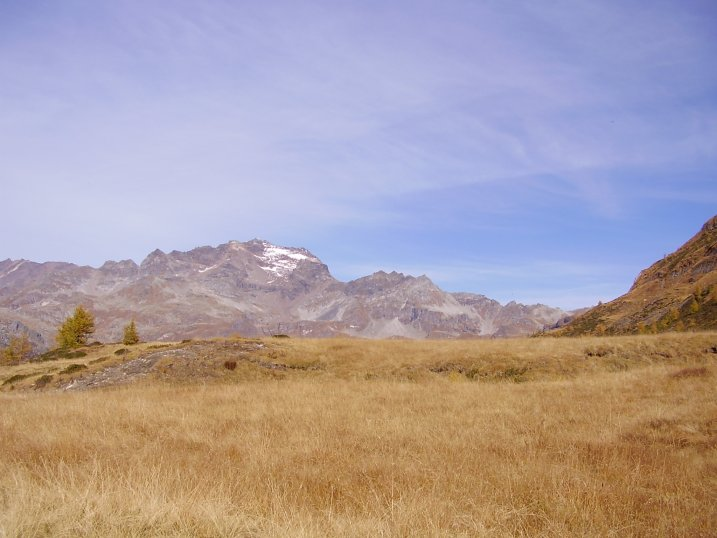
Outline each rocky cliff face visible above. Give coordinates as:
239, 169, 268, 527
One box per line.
558, 215, 717, 335
0, 319, 45, 351
0, 240, 567, 347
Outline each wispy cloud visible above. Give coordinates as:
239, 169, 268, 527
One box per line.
0, 1, 714, 307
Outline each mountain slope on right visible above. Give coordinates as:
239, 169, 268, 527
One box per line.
557, 215, 717, 336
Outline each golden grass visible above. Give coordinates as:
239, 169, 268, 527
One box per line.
1, 333, 716, 536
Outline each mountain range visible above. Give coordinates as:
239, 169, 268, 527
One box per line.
0, 240, 570, 350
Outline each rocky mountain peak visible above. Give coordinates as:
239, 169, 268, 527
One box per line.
99, 259, 139, 278
0, 239, 569, 344
346, 271, 412, 295
139, 249, 174, 276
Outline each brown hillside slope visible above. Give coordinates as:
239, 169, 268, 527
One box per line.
559, 215, 717, 335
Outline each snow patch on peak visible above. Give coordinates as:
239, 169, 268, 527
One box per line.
256, 243, 318, 278
198, 263, 219, 273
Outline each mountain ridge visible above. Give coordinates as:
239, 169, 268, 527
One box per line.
0, 240, 568, 348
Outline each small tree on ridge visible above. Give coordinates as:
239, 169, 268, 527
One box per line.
123, 319, 140, 345
2, 333, 34, 364
56, 305, 95, 348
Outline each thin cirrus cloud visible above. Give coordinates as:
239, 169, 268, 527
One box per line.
1, 0, 715, 309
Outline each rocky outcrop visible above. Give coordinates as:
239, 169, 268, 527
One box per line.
0, 319, 46, 352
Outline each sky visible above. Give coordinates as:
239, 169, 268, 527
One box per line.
1, 0, 716, 310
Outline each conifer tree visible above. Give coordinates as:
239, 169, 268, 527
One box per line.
56, 306, 95, 348
123, 319, 140, 345
2, 333, 33, 364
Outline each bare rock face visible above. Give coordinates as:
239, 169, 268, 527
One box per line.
0, 319, 46, 352
0, 240, 567, 343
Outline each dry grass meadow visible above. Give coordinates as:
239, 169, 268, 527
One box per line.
1, 333, 716, 536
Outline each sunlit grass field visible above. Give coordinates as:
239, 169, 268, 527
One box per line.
1, 333, 716, 536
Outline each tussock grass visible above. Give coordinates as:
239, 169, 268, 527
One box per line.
248, 332, 717, 382
1, 333, 716, 536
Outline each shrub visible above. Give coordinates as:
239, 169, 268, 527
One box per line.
60, 363, 87, 375
34, 374, 53, 389
2, 373, 32, 386
38, 349, 86, 361
585, 345, 613, 357
224, 360, 237, 370
114, 348, 128, 356
497, 367, 528, 382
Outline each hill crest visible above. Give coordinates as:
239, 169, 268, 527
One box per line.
558, 215, 717, 335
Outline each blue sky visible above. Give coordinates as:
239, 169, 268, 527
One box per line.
1, 0, 715, 309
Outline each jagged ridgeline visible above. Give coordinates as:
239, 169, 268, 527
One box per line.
0, 240, 568, 347
558, 215, 717, 335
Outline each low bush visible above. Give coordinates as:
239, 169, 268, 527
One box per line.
60, 364, 87, 375
38, 349, 87, 361
584, 345, 614, 357
2, 373, 32, 386
34, 374, 53, 389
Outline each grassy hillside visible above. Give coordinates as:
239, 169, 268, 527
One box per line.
558, 215, 717, 336
2, 333, 717, 390
1, 334, 716, 536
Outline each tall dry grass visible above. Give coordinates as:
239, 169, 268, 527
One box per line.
1, 333, 716, 536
